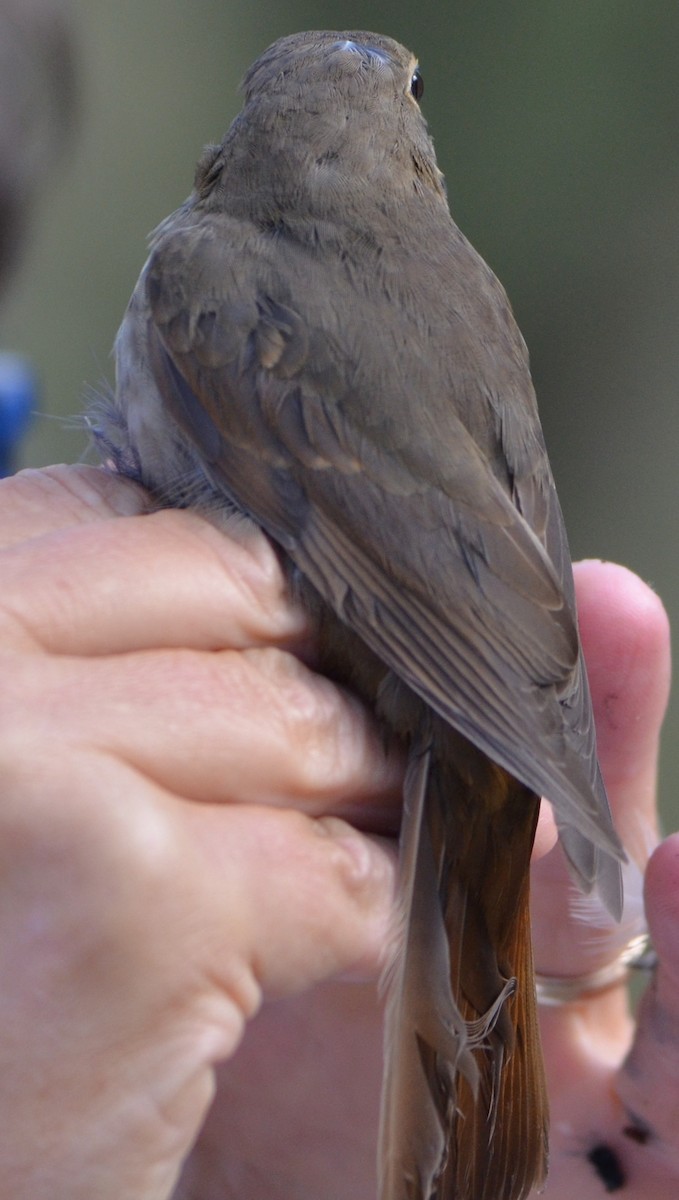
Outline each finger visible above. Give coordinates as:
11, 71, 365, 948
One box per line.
615, 834, 679, 1156
3, 648, 404, 827
0, 751, 399, 1026
532, 561, 670, 977
0, 502, 309, 657
0, 464, 151, 547
574, 559, 670, 862
191, 804, 399, 997
0, 754, 397, 1189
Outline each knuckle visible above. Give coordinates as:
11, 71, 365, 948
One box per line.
268, 654, 348, 790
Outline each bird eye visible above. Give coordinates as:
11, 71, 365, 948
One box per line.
410, 68, 424, 102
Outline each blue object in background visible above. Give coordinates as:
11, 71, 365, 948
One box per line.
0, 353, 37, 477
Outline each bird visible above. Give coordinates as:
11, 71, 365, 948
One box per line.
93, 30, 624, 1200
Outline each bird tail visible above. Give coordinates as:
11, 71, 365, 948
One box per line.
378, 739, 548, 1200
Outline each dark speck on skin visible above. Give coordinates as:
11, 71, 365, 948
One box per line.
622, 1112, 653, 1145
587, 1143, 626, 1192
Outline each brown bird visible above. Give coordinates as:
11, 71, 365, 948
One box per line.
95, 30, 624, 1200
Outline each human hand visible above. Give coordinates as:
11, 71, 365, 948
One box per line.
1, 468, 675, 1200
0, 464, 400, 1200
531, 560, 675, 1197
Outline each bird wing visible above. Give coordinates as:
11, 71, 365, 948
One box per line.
140, 214, 623, 876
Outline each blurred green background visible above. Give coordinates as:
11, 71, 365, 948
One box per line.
1, 0, 677, 824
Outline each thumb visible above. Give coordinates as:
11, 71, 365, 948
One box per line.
532, 560, 670, 978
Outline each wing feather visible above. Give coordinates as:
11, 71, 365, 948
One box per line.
140, 218, 623, 896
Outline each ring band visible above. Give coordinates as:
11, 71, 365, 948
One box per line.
536, 933, 653, 1006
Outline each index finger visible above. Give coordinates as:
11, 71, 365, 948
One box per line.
0, 465, 150, 547
0, 467, 309, 657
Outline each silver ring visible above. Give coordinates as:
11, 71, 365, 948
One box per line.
536, 933, 653, 1006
